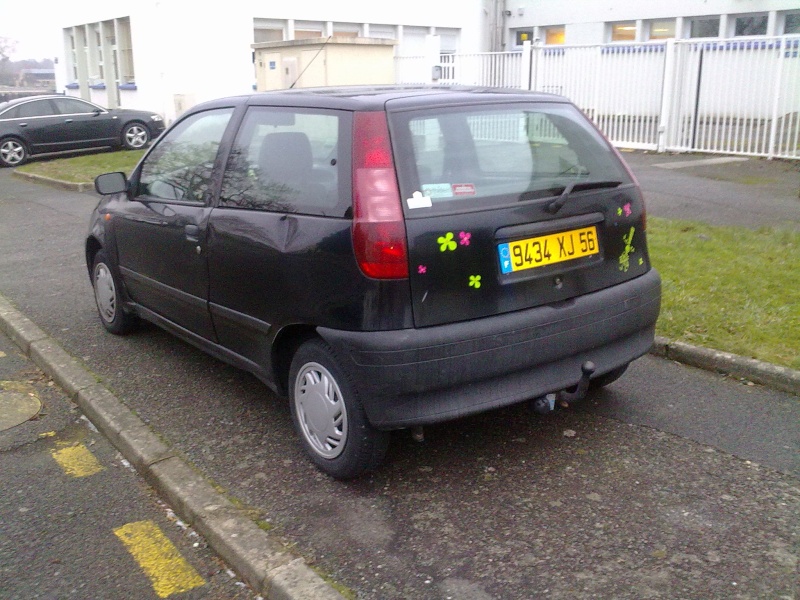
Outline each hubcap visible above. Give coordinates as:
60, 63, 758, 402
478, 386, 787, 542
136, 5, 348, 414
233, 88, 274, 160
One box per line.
125, 126, 148, 148
294, 362, 347, 459
1, 141, 25, 165
94, 262, 117, 323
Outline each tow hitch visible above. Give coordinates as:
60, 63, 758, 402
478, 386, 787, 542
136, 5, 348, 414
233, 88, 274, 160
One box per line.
530, 361, 596, 414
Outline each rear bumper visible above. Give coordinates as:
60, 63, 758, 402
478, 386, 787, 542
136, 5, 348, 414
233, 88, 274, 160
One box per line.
318, 268, 661, 429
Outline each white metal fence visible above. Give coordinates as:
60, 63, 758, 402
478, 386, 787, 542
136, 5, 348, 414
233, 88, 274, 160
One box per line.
395, 36, 800, 160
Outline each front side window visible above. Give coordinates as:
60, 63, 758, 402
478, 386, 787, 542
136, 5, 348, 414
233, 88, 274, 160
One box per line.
392, 103, 631, 212
138, 108, 233, 203
53, 98, 98, 115
219, 107, 346, 216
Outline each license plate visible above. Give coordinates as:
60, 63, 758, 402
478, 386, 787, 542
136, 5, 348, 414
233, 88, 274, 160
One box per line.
498, 226, 599, 274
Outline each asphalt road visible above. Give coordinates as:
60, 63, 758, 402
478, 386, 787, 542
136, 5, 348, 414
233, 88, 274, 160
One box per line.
0, 160, 798, 599
0, 329, 258, 599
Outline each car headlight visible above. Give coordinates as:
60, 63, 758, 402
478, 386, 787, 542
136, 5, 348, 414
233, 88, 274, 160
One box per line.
150, 115, 164, 122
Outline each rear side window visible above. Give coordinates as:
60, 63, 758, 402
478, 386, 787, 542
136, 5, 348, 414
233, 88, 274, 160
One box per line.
8, 100, 57, 119
219, 107, 349, 216
390, 103, 631, 213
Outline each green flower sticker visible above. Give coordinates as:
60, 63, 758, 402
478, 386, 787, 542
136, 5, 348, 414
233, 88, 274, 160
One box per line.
438, 232, 457, 252
469, 275, 482, 288
619, 227, 636, 272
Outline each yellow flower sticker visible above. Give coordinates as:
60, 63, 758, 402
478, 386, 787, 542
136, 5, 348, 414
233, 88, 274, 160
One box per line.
438, 232, 457, 252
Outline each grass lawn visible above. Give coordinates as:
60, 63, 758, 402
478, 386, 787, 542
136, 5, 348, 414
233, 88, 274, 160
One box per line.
648, 217, 799, 370
16, 149, 145, 183
14, 154, 800, 370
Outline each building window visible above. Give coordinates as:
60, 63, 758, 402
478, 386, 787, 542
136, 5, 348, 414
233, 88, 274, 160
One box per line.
610, 22, 636, 42
648, 19, 675, 40
689, 17, 720, 38
786, 13, 800, 34
514, 29, 533, 46
254, 28, 283, 43
735, 15, 768, 36
294, 29, 323, 40
544, 26, 565, 45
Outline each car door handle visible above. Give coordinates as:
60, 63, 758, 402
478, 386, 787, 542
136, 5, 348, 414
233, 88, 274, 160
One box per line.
19, 122, 28, 127
185, 224, 200, 242
64, 119, 73, 123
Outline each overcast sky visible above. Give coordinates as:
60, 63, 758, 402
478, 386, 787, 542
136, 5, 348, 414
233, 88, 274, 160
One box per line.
0, 1, 61, 61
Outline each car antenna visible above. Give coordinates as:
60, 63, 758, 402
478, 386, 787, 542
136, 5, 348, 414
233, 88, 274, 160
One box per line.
289, 36, 332, 89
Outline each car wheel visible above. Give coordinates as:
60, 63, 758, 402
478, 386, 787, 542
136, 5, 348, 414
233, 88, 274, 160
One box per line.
92, 249, 138, 335
289, 338, 389, 479
0, 137, 28, 167
590, 363, 629, 389
122, 122, 150, 150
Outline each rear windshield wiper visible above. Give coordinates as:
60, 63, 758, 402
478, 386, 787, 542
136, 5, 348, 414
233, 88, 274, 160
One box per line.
544, 180, 622, 214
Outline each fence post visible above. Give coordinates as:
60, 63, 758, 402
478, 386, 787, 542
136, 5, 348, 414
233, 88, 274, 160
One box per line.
520, 40, 532, 90
657, 39, 677, 153
767, 36, 787, 160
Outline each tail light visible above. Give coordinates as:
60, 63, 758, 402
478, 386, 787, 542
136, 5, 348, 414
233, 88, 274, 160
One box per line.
351, 111, 409, 279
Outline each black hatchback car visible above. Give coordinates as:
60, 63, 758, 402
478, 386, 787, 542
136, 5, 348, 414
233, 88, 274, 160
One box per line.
87, 86, 661, 479
0, 95, 165, 167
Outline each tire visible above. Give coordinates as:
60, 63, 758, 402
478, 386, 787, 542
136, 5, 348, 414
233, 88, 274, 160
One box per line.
121, 122, 150, 150
91, 249, 138, 335
289, 338, 389, 479
590, 363, 629, 389
0, 137, 28, 167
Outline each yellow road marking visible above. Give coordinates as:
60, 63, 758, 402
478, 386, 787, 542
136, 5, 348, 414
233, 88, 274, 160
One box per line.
114, 521, 205, 598
50, 443, 105, 478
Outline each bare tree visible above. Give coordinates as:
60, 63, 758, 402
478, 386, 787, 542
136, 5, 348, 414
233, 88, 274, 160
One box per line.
0, 37, 16, 61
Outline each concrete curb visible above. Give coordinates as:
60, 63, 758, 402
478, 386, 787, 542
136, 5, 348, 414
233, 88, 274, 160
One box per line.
11, 170, 93, 193
0, 294, 345, 600
652, 336, 800, 396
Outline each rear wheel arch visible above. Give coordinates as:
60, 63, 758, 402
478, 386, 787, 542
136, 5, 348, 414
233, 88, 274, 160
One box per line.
271, 325, 318, 397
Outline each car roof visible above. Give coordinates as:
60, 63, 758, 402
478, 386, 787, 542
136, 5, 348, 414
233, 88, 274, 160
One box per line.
191, 85, 571, 113
1, 94, 85, 107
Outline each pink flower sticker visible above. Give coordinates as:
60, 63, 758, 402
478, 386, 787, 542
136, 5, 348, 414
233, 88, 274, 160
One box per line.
418, 265, 427, 274
623, 203, 632, 217
459, 231, 471, 246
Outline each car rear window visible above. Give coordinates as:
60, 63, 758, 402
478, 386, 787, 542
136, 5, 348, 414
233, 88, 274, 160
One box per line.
389, 102, 631, 214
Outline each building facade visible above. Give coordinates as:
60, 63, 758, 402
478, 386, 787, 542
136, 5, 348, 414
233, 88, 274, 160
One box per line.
505, 0, 800, 48
56, 0, 492, 121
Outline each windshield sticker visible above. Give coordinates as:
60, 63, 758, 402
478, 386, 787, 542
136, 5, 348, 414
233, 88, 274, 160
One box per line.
438, 232, 458, 252
459, 231, 472, 246
422, 183, 454, 199
407, 191, 433, 209
452, 183, 476, 196
618, 227, 636, 272
469, 275, 482, 289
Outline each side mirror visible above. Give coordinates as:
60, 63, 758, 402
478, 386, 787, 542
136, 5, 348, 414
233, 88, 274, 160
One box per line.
95, 172, 128, 195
